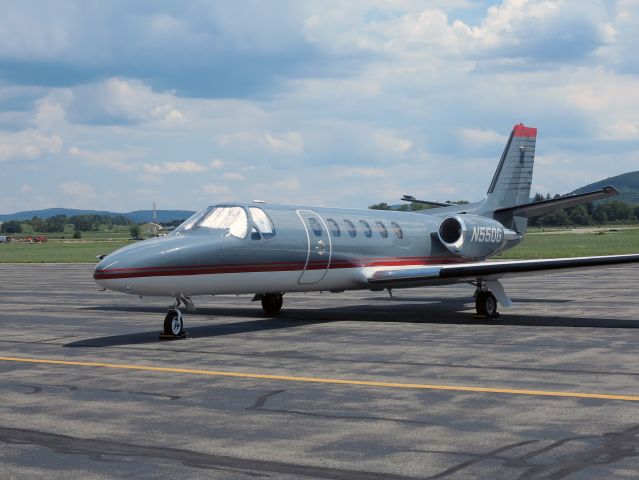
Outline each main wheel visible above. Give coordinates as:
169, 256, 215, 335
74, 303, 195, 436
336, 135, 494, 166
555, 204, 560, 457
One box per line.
476, 291, 498, 318
261, 293, 283, 315
163, 308, 184, 336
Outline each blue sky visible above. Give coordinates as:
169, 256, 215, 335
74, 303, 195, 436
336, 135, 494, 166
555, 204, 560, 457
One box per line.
1, 0, 638, 213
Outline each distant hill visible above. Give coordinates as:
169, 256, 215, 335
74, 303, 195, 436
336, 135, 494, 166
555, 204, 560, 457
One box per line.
571, 171, 639, 204
0, 208, 195, 223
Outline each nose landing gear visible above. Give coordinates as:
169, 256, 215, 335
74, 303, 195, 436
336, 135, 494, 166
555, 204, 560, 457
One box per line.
159, 296, 192, 339
163, 308, 184, 336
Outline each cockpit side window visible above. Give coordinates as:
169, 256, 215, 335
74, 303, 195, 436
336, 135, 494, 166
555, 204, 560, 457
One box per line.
249, 207, 275, 239
171, 207, 213, 235
198, 206, 248, 238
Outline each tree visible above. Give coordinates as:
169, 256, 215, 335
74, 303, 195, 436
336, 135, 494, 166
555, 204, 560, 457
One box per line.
73, 229, 82, 239
1, 220, 22, 234
368, 202, 392, 210
130, 225, 141, 239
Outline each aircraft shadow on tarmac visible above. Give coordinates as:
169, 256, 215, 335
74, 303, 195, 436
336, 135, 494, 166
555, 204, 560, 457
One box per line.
67, 298, 639, 348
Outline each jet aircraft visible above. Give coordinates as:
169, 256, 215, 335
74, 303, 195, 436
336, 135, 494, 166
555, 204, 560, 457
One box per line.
94, 124, 639, 336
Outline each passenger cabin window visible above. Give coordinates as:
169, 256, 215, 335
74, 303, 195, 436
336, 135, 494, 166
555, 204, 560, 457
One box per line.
390, 221, 403, 239
375, 221, 388, 239
359, 220, 372, 238
343, 219, 357, 237
249, 207, 275, 239
308, 217, 323, 236
327, 218, 340, 237
199, 206, 248, 238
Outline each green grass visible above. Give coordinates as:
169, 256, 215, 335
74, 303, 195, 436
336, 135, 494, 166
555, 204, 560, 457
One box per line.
499, 227, 639, 259
0, 240, 130, 263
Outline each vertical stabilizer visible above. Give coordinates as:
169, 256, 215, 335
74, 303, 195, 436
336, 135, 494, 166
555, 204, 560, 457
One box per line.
485, 124, 536, 232
487, 124, 536, 207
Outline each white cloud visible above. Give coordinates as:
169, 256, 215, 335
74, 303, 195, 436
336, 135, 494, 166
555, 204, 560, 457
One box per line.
264, 132, 304, 153
374, 130, 413, 154
273, 178, 301, 192
458, 128, 506, 146
201, 184, 231, 195
19, 184, 33, 193
142, 161, 206, 174
61, 180, 96, 198
0, 129, 63, 162
222, 172, 245, 181
210, 159, 224, 169
68, 146, 138, 171
335, 167, 387, 178
67, 78, 186, 126
216, 131, 304, 154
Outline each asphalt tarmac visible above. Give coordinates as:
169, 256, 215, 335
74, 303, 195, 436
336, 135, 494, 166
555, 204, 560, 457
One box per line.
1, 263, 639, 479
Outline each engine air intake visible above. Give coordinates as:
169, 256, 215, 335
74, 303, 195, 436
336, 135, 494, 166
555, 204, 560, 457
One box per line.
439, 217, 463, 244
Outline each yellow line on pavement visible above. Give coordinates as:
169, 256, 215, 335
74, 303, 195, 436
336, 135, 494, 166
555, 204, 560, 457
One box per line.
1, 355, 638, 402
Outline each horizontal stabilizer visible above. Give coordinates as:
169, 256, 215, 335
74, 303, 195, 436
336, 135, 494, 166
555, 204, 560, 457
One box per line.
493, 186, 618, 219
368, 253, 639, 287
401, 195, 454, 207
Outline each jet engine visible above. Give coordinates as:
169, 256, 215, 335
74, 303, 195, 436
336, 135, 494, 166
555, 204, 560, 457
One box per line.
437, 214, 519, 260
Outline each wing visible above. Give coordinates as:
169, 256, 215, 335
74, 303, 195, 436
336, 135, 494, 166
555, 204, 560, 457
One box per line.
367, 254, 639, 288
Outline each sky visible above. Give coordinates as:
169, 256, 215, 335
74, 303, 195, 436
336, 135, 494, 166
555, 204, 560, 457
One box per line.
1, 0, 638, 213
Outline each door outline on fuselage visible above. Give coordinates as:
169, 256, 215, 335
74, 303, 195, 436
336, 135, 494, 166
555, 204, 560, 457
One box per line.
296, 210, 332, 284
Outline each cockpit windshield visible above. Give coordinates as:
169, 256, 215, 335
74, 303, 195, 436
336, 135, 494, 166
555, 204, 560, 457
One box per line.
170, 207, 212, 235
198, 206, 248, 238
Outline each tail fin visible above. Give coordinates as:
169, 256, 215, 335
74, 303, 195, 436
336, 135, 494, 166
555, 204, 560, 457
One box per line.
486, 124, 536, 209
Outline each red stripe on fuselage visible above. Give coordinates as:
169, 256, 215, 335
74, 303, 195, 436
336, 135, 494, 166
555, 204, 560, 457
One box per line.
93, 256, 467, 280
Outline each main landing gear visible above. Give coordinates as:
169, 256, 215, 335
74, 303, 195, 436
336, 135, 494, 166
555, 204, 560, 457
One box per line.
475, 290, 499, 318
261, 293, 284, 315
473, 279, 500, 318
160, 295, 193, 339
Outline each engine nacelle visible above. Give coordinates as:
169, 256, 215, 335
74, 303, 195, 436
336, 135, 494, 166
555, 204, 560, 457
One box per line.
437, 214, 519, 259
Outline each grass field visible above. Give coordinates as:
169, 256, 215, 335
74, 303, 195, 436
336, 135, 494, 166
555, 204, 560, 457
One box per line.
498, 227, 639, 259
0, 228, 638, 263
0, 240, 130, 263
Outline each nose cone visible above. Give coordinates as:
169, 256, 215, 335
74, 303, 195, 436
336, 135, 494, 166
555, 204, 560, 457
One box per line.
93, 234, 218, 295
93, 236, 180, 293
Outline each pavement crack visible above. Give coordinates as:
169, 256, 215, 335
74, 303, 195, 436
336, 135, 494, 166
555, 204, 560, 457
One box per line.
249, 389, 286, 409
0, 425, 417, 480
425, 440, 538, 479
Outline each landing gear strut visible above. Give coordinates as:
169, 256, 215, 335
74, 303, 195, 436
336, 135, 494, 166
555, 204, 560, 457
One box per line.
261, 293, 283, 315
475, 290, 499, 318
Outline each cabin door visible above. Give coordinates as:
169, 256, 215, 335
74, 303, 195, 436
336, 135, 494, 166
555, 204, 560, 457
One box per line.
296, 210, 332, 284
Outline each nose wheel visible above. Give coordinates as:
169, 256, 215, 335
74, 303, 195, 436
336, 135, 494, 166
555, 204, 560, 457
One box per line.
160, 308, 187, 339
261, 293, 284, 315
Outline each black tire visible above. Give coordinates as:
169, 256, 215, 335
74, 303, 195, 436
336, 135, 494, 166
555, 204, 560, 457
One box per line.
476, 291, 498, 318
163, 308, 184, 335
261, 293, 283, 315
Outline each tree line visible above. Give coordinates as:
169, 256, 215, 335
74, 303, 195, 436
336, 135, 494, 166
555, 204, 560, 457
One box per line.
370, 195, 639, 226
0, 214, 134, 234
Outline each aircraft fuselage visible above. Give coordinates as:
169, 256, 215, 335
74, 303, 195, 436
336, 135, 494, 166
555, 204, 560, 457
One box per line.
94, 203, 510, 297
